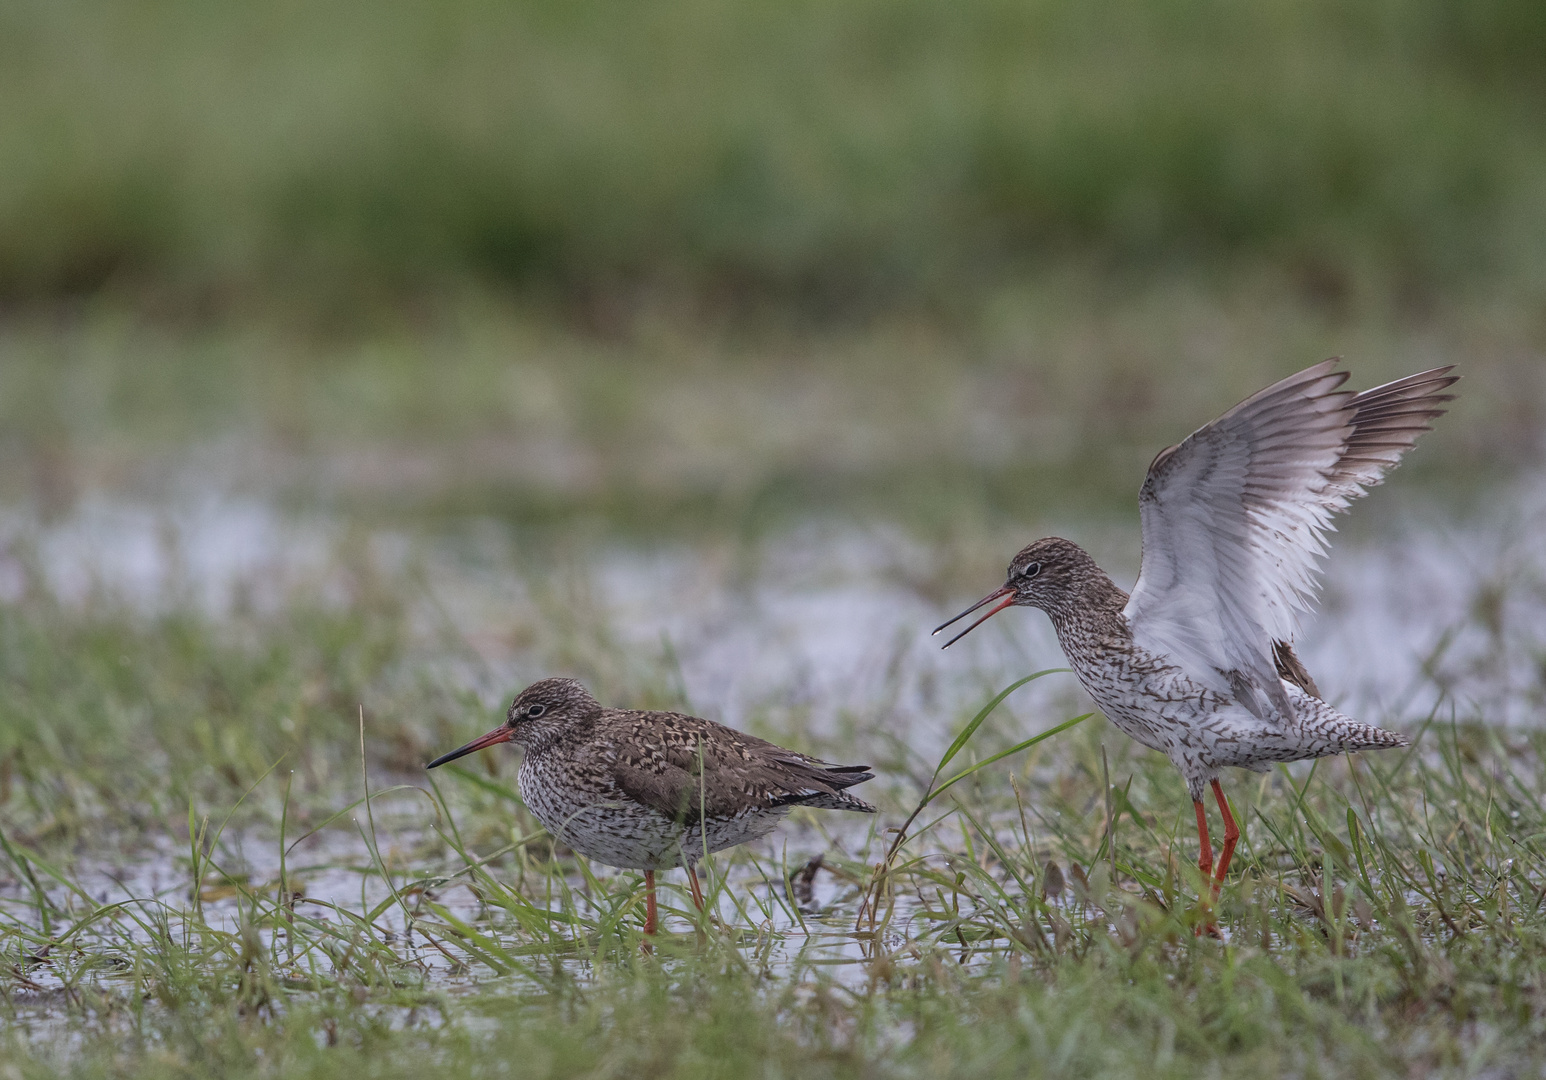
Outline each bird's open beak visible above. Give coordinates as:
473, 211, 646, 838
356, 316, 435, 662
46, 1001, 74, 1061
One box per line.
426, 724, 513, 769
932, 585, 1017, 649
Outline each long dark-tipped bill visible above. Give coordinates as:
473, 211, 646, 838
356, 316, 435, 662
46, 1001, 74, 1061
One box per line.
932, 585, 1016, 649
426, 724, 513, 769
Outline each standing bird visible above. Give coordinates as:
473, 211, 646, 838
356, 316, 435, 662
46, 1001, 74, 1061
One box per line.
934, 360, 1457, 927
427, 678, 875, 935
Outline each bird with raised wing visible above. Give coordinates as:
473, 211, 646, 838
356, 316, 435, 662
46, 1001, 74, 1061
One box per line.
934, 360, 1457, 930
427, 677, 875, 935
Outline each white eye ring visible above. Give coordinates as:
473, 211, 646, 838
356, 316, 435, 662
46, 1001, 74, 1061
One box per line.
526, 704, 546, 718
1022, 562, 1041, 579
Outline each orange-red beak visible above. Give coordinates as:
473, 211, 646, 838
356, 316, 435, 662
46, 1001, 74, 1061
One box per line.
932, 585, 1017, 649
426, 724, 514, 769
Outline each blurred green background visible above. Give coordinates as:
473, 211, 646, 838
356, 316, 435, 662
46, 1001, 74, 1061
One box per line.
1, 0, 1542, 527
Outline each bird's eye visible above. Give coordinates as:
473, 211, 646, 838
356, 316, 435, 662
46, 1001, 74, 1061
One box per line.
1022, 562, 1041, 579
525, 704, 546, 719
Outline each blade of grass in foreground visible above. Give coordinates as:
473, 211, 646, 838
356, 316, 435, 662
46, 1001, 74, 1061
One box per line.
856, 670, 1086, 932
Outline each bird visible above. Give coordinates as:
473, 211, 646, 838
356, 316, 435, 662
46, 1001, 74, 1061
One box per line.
426, 677, 876, 935
933, 359, 1458, 930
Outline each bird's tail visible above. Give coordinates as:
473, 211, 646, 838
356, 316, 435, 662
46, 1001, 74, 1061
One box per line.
798, 789, 878, 813
1328, 722, 1409, 751
1290, 689, 1410, 754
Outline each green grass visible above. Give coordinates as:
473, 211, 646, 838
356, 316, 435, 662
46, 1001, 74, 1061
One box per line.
1, 0, 1544, 313
2, 4, 1544, 1069
1, 520, 1544, 1078
0, 271, 1537, 543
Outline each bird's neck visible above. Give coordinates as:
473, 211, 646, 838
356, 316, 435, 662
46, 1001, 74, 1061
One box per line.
1042, 570, 1132, 647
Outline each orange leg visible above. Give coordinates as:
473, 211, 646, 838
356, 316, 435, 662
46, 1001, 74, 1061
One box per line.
1193, 798, 1222, 938
1210, 779, 1240, 899
687, 866, 706, 911
1193, 799, 1214, 878
643, 870, 658, 936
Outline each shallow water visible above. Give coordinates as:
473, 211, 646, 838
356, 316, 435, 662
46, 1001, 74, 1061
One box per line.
0, 805, 931, 1000
5, 474, 1543, 739
2, 474, 1543, 994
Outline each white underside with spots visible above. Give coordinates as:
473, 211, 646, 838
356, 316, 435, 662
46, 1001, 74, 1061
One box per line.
519, 754, 790, 870
1062, 615, 1405, 803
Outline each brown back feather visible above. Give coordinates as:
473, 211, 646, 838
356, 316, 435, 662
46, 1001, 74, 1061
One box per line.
605, 711, 875, 824
1273, 640, 1321, 698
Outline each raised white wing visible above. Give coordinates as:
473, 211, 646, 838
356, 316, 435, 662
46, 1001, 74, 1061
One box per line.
1123, 360, 1457, 722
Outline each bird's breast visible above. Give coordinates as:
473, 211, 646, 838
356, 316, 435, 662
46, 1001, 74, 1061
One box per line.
516, 752, 791, 870
1055, 624, 1229, 749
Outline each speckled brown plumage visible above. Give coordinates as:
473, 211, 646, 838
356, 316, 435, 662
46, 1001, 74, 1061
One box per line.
935, 361, 1457, 930
427, 677, 874, 932
952, 538, 1410, 801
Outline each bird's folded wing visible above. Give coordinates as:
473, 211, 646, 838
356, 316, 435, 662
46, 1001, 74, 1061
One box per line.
1122, 360, 1456, 722
611, 756, 706, 825
608, 716, 849, 822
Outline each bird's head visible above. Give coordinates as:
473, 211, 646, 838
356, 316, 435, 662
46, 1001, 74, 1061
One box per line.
934, 537, 1097, 647
426, 677, 602, 768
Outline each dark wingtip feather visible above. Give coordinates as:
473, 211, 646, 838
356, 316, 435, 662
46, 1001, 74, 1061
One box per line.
822, 764, 876, 789
1324, 366, 1461, 494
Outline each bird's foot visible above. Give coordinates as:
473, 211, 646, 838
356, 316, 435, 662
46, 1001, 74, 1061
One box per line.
1191, 892, 1224, 939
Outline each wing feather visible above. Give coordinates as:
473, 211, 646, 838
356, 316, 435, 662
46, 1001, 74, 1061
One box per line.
608, 714, 875, 822
1123, 360, 1457, 721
